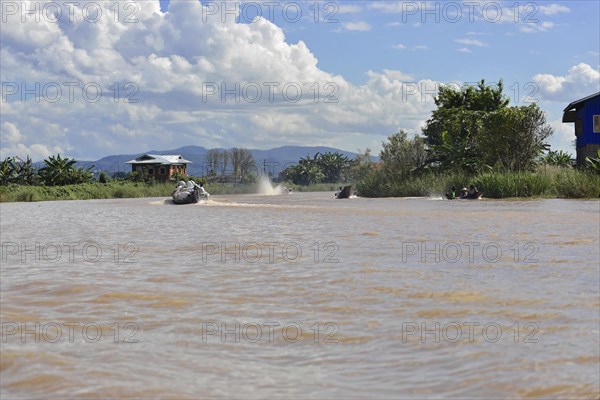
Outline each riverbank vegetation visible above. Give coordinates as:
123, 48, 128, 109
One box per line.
0, 178, 347, 202
354, 80, 600, 199
0, 150, 345, 202
2, 81, 598, 202
355, 167, 599, 198
0, 181, 173, 202
279, 152, 355, 185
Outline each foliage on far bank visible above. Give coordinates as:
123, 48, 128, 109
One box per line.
356, 167, 599, 199
1, 154, 94, 186
355, 79, 599, 198
0, 153, 216, 202
38, 154, 94, 186
279, 152, 355, 185
0, 181, 175, 202
585, 149, 600, 173
204, 147, 257, 183
423, 79, 553, 173
0, 156, 37, 185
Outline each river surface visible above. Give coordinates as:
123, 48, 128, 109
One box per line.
1, 193, 599, 399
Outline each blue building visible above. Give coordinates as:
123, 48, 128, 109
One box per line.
562, 92, 600, 166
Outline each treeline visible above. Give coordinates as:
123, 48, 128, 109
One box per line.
0, 154, 213, 187
0, 154, 93, 186
354, 80, 600, 198
280, 152, 350, 185
204, 148, 257, 183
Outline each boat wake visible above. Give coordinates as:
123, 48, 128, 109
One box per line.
202, 201, 317, 209
150, 198, 211, 206
257, 176, 291, 196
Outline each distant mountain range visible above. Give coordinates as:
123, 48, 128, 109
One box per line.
74, 145, 369, 177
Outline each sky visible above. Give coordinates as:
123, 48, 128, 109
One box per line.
1, 0, 599, 161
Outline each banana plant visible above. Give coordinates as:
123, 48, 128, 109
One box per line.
38, 154, 94, 185
585, 149, 600, 173
543, 150, 574, 168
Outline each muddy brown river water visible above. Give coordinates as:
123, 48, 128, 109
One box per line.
1, 193, 599, 398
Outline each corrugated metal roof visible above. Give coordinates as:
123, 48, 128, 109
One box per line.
126, 154, 192, 164
563, 92, 600, 112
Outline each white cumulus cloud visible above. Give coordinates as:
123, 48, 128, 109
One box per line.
0, 0, 442, 160
1, 122, 25, 143
533, 63, 600, 101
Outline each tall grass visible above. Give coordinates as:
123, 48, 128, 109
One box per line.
473, 169, 599, 198
357, 168, 600, 199
552, 169, 600, 198
357, 171, 471, 198
0, 181, 175, 203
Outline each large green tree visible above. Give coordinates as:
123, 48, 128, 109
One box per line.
380, 131, 428, 181
423, 79, 509, 148
423, 79, 552, 173
423, 80, 509, 173
477, 104, 553, 171
349, 148, 374, 182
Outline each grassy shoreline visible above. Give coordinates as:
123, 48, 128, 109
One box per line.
356, 167, 600, 199
1, 170, 598, 203
0, 181, 345, 203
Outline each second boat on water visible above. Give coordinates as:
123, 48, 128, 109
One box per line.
446, 191, 483, 200
335, 185, 352, 199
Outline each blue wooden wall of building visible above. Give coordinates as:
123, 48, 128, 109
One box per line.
563, 92, 600, 165
575, 95, 600, 148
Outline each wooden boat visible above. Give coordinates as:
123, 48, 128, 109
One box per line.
446, 191, 483, 200
335, 185, 352, 199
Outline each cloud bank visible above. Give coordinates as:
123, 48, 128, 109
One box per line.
0, 1, 596, 160
0, 0, 438, 160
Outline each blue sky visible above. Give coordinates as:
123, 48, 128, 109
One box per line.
1, 0, 599, 160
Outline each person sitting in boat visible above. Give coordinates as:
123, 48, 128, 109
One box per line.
188, 180, 209, 197
186, 180, 196, 192
459, 187, 468, 198
446, 186, 457, 199
197, 182, 209, 197
468, 185, 478, 195
334, 186, 342, 198
172, 180, 187, 196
